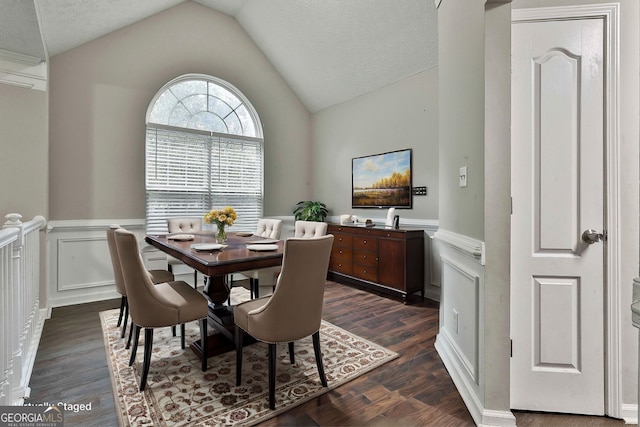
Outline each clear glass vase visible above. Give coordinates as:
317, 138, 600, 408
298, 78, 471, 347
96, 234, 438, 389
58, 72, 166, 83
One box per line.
215, 225, 227, 243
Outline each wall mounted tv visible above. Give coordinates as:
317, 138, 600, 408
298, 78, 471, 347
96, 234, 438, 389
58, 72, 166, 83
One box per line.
352, 148, 412, 209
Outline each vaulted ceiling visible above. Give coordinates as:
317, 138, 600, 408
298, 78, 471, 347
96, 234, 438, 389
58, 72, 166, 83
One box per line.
0, 0, 438, 112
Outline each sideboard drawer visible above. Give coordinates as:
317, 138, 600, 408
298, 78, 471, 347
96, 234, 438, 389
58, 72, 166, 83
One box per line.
333, 233, 353, 247
352, 264, 378, 282
330, 258, 353, 276
353, 236, 378, 251
331, 247, 352, 263
353, 250, 377, 267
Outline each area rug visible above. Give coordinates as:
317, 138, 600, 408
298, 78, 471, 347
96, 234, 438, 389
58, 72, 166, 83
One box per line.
100, 290, 398, 426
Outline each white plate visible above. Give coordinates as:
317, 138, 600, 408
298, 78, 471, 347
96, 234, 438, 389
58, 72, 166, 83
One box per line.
245, 238, 279, 244
246, 244, 279, 251
191, 243, 226, 251
168, 234, 195, 241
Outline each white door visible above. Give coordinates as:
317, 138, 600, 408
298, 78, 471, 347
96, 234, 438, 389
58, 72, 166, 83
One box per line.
510, 17, 605, 415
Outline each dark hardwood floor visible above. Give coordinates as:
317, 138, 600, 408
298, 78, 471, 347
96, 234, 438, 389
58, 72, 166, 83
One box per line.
27, 297, 120, 426
27, 281, 628, 426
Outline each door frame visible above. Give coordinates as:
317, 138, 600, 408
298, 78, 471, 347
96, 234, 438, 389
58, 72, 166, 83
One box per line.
511, 3, 621, 417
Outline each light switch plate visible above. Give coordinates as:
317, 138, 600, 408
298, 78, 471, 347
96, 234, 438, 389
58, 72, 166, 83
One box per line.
459, 166, 468, 188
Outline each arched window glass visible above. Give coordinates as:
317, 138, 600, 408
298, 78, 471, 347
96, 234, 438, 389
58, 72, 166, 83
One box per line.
148, 78, 259, 137
145, 75, 263, 233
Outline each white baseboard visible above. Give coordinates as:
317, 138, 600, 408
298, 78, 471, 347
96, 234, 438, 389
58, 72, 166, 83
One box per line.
435, 332, 484, 424
47, 289, 120, 310
480, 409, 517, 427
436, 333, 516, 427
621, 403, 637, 424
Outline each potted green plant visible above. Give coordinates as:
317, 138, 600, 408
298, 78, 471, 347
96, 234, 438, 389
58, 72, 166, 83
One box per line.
293, 201, 328, 222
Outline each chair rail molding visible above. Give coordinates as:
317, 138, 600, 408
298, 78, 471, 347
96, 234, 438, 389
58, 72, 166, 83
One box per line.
434, 228, 485, 265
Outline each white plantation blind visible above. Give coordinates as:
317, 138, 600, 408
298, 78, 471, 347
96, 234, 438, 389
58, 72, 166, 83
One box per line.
146, 126, 263, 233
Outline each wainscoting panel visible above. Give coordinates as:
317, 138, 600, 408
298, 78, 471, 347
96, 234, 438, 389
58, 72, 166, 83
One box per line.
433, 228, 515, 426
56, 237, 112, 291
440, 255, 479, 382
46, 219, 147, 309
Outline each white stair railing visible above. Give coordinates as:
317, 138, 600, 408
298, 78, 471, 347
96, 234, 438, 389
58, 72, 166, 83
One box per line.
0, 213, 47, 405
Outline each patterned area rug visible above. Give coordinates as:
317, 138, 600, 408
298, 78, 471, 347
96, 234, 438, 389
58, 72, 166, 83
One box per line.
100, 289, 398, 426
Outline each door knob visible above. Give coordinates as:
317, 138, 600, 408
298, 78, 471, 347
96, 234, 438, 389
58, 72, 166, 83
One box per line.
582, 229, 605, 244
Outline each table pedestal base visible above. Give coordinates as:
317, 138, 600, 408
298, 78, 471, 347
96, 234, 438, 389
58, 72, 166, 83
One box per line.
189, 298, 234, 359
191, 304, 256, 360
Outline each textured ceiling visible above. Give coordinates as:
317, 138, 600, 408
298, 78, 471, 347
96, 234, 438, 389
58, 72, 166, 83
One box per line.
0, 0, 438, 112
0, 0, 47, 58
235, 0, 438, 112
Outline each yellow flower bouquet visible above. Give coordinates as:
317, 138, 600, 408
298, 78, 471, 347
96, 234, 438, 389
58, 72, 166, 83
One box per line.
204, 206, 237, 243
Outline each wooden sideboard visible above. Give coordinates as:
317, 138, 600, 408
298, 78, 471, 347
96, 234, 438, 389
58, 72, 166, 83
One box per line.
327, 223, 424, 303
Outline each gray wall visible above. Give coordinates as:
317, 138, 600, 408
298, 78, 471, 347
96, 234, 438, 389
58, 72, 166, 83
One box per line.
437, 0, 486, 242
47, 1, 311, 221
437, 0, 512, 418
311, 68, 439, 221
0, 83, 48, 220
483, 0, 512, 415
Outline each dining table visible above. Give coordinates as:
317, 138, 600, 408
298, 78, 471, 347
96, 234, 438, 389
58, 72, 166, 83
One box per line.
144, 231, 284, 357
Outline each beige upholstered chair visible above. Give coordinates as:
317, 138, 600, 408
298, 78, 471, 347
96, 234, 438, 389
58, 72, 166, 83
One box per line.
167, 217, 202, 233
106, 225, 174, 339
237, 218, 283, 298
294, 220, 328, 238
167, 217, 203, 288
254, 218, 282, 239
114, 228, 209, 391
234, 235, 334, 409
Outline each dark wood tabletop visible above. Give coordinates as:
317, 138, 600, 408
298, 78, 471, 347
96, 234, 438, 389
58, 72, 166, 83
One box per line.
145, 232, 284, 277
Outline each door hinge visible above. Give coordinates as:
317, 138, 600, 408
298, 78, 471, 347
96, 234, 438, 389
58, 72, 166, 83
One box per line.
510, 197, 513, 215
510, 339, 513, 357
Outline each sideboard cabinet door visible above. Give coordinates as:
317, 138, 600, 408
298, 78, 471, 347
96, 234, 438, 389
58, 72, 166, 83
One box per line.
378, 237, 404, 290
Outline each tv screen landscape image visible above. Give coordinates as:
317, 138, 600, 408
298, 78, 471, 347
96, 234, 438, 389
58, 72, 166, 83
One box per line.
352, 148, 412, 209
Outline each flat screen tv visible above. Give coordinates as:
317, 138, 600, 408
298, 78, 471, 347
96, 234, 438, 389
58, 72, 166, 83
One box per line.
352, 148, 412, 209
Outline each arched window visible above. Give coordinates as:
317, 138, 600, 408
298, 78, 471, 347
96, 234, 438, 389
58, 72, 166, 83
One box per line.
145, 74, 263, 233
